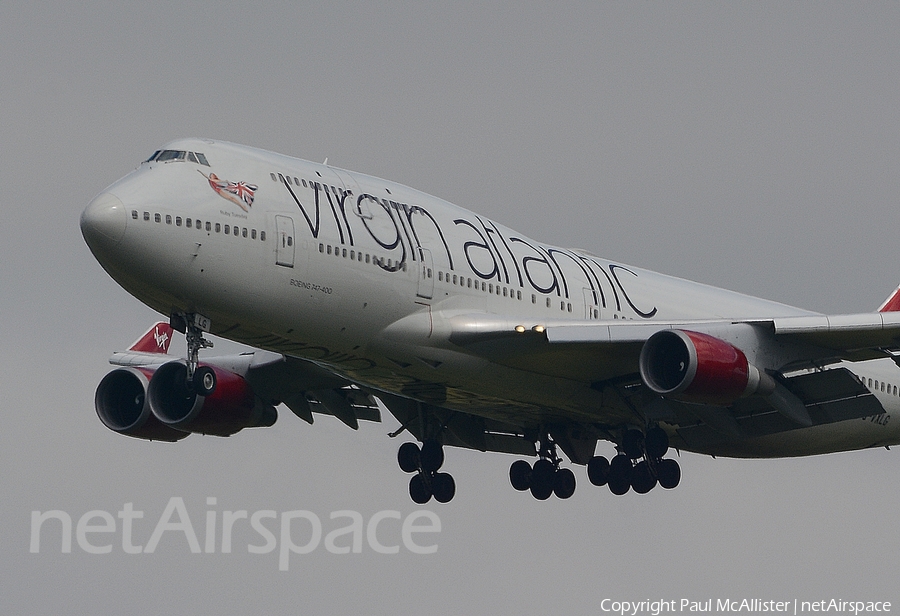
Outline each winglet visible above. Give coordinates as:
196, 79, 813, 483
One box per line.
878, 286, 900, 312
128, 322, 174, 353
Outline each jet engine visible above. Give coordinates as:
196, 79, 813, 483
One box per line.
147, 361, 276, 436
95, 367, 190, 442
639, 330, 773, 405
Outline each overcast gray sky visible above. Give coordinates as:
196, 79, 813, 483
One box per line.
2, 2, 900, 613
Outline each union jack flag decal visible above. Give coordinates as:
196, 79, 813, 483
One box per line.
200, 171, 258, 211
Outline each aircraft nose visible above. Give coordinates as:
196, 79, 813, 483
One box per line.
81, 192, 127, 249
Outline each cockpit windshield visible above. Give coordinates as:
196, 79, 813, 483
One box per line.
145, 149, 210, 166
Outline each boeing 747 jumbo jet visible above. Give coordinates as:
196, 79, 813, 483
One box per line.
81, 138, 900, 503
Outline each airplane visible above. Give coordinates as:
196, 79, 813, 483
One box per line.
80, 138, 900, 504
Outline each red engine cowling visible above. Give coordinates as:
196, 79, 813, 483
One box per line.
94, 367, 190, 442
639, 330, 768, 405
147, 361, 276, 436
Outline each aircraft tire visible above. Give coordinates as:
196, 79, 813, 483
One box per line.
608, 454, 633, 495
420, 439, 444, 473
645, 426, 669, 460
552, 468, 576, 499
530, 459, 554, 500
631, 461, 657, 494
192, 366, 217, 396
409, 474, 432, 504
432, 472, 456, 503
587, 455, 610, 486
509, 460, 532, 491
398, 442, 420, 473
623, 429, 644, 460
657, 458, 681, 489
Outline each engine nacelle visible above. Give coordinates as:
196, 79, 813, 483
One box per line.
639, 330, 772, 405
94, 367, 190, 442
147, 361, 276, 436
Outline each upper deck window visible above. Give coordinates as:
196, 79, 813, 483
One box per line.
146, 149, 211, 166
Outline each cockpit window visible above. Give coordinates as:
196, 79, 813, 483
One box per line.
145, 149, 211, 166
155, 150, 183, 162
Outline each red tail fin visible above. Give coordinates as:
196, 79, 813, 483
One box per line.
878, 286, 900, 312
128, 322, 174, 353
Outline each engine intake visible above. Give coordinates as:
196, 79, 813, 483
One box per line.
147, 361, 276, 436
639, 330, 772, 405
94, 367, 189, 442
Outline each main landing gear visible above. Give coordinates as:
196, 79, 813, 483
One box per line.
586, 427, 680, 496
397, 440, 456, 504
506, 426, 681, 499
170, 312, 217, 396
508, 434, 577, 500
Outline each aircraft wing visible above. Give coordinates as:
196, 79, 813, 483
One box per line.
445, 311, 900, 383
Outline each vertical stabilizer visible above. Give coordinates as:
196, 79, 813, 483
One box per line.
878, 286, 900, 312
128, 322, 174, 353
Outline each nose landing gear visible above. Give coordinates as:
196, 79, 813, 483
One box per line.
170, 312, 217, 395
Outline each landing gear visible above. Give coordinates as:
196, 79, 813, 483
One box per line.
170, 313, 216, 395
587, 426, 681, 496
508, 432, 577, 500
397, 439, 456, 504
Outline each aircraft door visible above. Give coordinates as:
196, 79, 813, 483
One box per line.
417, 248, 434, 300
275, 215, 295, 268
583, 287, 601, 320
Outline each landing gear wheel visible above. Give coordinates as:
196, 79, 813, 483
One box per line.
552, 468, 576, 499
509, 460, 532, 491
530, 459, 555, 500
409, 474, 432, 504
645, 426, 669, 460
432, 472, 456, 503
192, 366, 217, 396
631, 460, 657, 494
419, 439, 444, 473
657, 458, 681, 489
398, 442, 420, 473
622, 429, 644, 459
607, 454, 633, 495
587, 455, 610, 486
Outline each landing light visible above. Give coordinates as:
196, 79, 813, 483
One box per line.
515, 325, 526, 333
532, 325, 545, 333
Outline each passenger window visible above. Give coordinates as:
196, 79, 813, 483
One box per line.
143, 212, 150, 221
215, 223, 221, 233
271, 173, 278, 182
503, 288, 508, 297
243, 228, 248, 238
206, 222, 212, 231
132, 210, 138, 219
175, 217, 182, 226
517, 291, 522, 300
327, 245, 332, 255
165, 215, 172, 224
252, 229, 257, 239
154, 213, 161, 223
224, 225, 230, 234
260, 231, 266, 241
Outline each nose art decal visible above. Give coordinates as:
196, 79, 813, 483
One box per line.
200, 170, 258, 211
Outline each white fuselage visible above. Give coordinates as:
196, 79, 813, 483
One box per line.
82, 138, 900, 459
